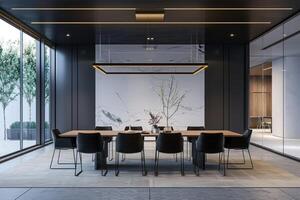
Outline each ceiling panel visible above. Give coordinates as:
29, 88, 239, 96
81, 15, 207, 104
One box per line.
0, 0, 299, 44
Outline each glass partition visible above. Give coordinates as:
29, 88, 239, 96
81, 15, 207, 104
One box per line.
249, 13, 300, 159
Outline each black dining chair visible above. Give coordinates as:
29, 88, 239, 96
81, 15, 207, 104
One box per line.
95, 126, 113, 161
50, 129, 76, 169
157, 126, 174, 131
75, 132, 107, 176
195, 133, 226, 176
155, 132, 184, 176
115, 132, 147, 176
122, 126, 143, 161
124, 126, 143, 131
187, 126, 205, 160
224, 129, 254, 169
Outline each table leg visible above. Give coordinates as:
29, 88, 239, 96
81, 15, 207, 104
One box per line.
95, 140, 108, 170
192, 140, 205, 169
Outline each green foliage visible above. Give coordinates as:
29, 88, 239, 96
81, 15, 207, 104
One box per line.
44, 47, 50, 103
10, 121, 49, 129
0, 40, 20, 109
23, 43, 37, 108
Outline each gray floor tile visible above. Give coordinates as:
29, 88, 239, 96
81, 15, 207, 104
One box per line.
280, 188, 300, 200
17, 188, 149, 200
0, 188, 30, 200
150, 188, 295, 200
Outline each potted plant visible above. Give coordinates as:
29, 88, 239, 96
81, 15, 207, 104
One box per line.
148, 112, 162, 133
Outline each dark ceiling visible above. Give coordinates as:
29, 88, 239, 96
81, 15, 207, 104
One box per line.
0, 0, 299, 45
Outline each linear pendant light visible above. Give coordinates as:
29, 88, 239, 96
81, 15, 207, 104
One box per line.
92, 63, 208, 75
31, 21, 271, 25
12, 7, 293, 11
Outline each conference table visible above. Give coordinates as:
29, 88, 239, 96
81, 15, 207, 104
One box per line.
61, 130, 241, 170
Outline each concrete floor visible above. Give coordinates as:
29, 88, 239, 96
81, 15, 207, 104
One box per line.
0, 142, 300, 188
1, 187, 300, 200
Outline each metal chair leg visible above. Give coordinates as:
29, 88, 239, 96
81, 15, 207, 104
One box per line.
74, 151, 83, 176
227, 148, 254, 169
115, 152, 119, 176
121, 153, 126, 162
248, 149, 254, 169
101, 152, 108, 176
181, 152, 185, 176
223, 152, 226, 176
109, 141, 114, 161
50, 148, 75, 169
50, 149, 56, 169
154, 150, 159, 176
141, 150, 147, 176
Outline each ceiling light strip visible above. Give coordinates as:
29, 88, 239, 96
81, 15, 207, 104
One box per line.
164, 7, 293, 11
31, 21, 271, 25
12, 7, 136, 11
12, 7, 292, 11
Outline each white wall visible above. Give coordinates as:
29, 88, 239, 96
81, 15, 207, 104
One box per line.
95, 72, 205, 130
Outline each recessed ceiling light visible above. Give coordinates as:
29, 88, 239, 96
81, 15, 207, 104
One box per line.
230, 33, 235, 37
66, 33, 71, 37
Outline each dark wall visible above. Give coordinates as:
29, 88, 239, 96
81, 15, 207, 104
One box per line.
205, 44, 248, 133
55, 45, 95, 132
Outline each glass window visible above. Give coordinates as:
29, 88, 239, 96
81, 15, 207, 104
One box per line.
44, 45, 51, 141
0, 19, 21, 156
22, 33, 38, 148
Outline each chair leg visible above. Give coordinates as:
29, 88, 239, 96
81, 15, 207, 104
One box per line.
154, 150, 159, 176
50, 148, 56, 169
57, 149, 61, 164
181, 152, 185, 176
227, 148, 254, 169
121, 153, 126, 162
141, 150, 147, 176
248, 149, 254, 169
101, 152, 108, 176
74, 151, 82, 176
223, 151, 226, 176
115, 152, 119, 176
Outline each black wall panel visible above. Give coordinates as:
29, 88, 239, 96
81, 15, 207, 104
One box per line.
55, 45, 95, 132
205, 44, 248, 133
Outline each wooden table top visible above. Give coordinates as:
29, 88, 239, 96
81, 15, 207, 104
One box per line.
61, 130, 241, 138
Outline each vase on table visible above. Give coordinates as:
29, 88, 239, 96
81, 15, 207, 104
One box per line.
151, 125, 159, 134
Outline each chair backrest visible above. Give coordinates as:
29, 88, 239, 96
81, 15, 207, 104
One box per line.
187, 126, 205, 131
124, 126, 143, 131
156, 132, 183, 153
77, 133, 103, 153
52, 129, 61, 140
157, 126, 174, 131
242, 129, 253, 148
95, 126, 113, 131
196, 133, 224, 153
116, 132, 144, 153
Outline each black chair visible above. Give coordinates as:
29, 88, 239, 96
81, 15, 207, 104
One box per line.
124, 126, 143, 131
95, 126, 113, 161
50, 129, 76, 169
122, 126, 143, 161
195, 133, 225, 176
155, 132, 184, 176
157, 126, 174, 131
75, 132, 107, 176
224, 129, 254, 169
187, 126, 205, 160
115, 132, 147, 176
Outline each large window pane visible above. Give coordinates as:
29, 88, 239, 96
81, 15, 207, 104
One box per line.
0, 19, 21, 156
44, 45, 51, 141
22, 33, 38, 148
